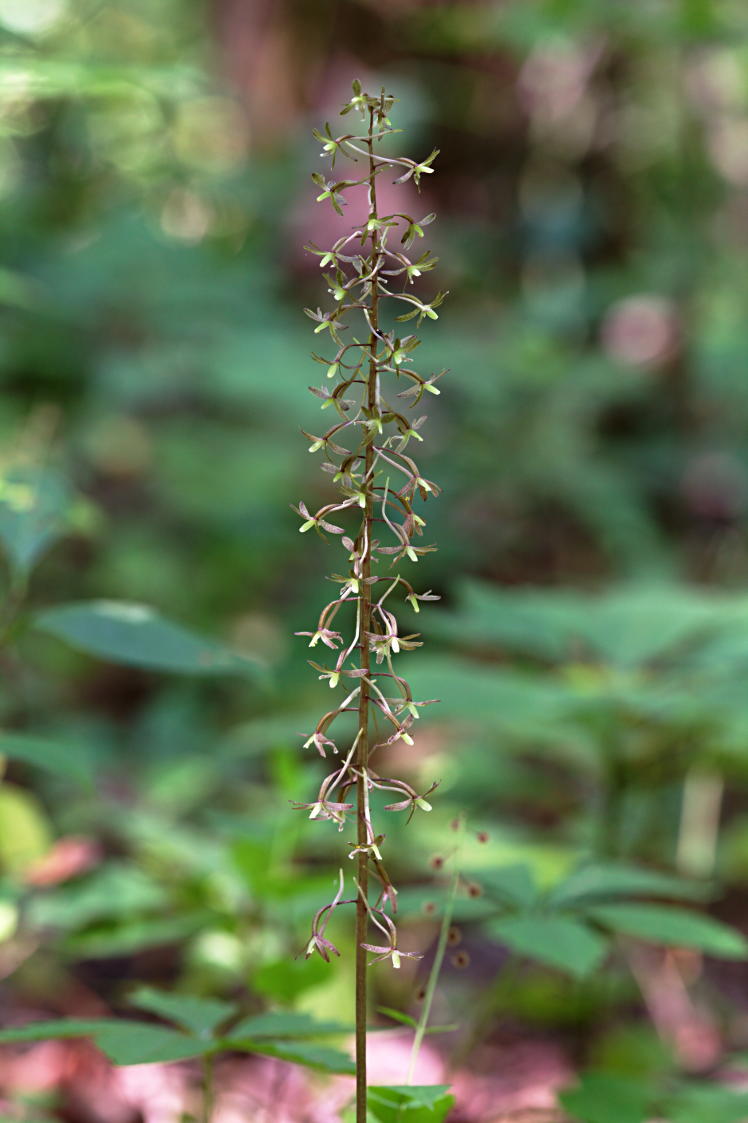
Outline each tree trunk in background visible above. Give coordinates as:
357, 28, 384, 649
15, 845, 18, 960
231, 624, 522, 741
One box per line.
210, 0, 299, 144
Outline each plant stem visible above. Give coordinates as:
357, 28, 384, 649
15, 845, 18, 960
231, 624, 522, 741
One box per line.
201, 1054, 215, 1123
676, 765, 723, 878
407, 835, 462, 1084
355, 105, 380, 1123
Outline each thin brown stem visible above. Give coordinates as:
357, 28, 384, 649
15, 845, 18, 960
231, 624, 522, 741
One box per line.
354, 104, 380, 1123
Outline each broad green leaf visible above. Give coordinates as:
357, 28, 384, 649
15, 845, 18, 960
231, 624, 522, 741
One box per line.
560, 1071, 651, 1123
228, 1011, 349, 1039
128, 987, 233, 1037
231, 835, 289, 897
29, 863, 164, 929
251, 955, 330, 1002
428, 581, 726, 668
572, 586, 724, 668
0, 466, 73, 578
426, 581, 581, 661
0, 1011, 357, 1073
403, 657, 587, 760
224, 1036, 354, 1074
0, 267, 40, 310
33, 601, 263, 677
0, 734, 92, 787
469, 864, 538, 909
0, 1019, 117, 1044
0, 1018, 207, 1067
93, 1022, 209, 1065
63, 913, 209, 958
667, 1084, 748, 1123
685, 606, 748, 674
368, 1085, 454, 1122
395, 885, 497, 922
488, 914, 607, 977
547, 863, 711, 908
586, 904, 748, 958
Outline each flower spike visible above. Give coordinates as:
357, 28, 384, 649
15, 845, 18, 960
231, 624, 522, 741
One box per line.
293, 81, 446, 1119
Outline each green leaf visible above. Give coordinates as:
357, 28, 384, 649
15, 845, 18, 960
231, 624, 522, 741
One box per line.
427, 581, 581, 661
0, 1019, 117, 1044
128, 987, 233, 1037
368, 1085, 454, 1122
0, 466, 73, 578
228, 1011, 349, 1039
488, 914, 607, 978
565, 585, 723, 668
0, 733, 92, 787
560, 1071, 651, 1123
404, 657, 591, 764
469, 864, 538, 909
370, 1014, 458, 1037
586, 903, 748, 958
224, 1036, 355, 1074
251, 955, 330, 1002
667, 1084, 748, 1123
377, 1006, 418, 1028
429, 581, 726, 668
0, 1017, 209, 1067
28, 863, 164, 930
33, 601, 263, 677
93, 1022, 210, 1065
547, 863, 711, 908
63, 913, 208, 958
394, 885, 497, 922
0, 1019, 351, 1073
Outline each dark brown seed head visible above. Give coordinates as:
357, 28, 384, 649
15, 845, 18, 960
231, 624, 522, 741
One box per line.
451, 950, 471, 969
447, 925, 462, 946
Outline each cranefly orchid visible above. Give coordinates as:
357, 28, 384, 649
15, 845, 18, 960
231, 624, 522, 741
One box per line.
293, 81, 446, 1121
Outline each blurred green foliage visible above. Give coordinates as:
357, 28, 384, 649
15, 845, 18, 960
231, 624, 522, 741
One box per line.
4, 0, 748, 1119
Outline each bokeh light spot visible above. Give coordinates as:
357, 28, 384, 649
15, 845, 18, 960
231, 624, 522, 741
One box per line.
601, 294, 680, 369
0, 0, 66, 34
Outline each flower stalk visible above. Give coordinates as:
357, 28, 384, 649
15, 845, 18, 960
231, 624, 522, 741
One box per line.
295, 81, 446, 1122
